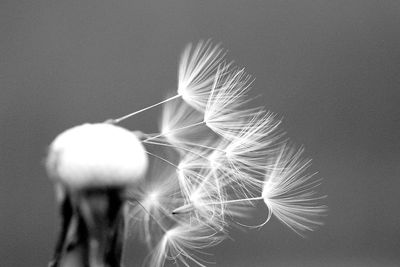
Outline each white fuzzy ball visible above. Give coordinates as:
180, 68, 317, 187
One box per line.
46, 123, 148, 189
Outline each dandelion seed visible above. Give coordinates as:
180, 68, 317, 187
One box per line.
203, 66, 257, 139
159, 97, 212, 148
261, 145, 327, 235
149, 223, 225, 267
112, 40, 225, 123
126, 171, 182, 248
178, 40, 227, 111
46, 41, 326, 267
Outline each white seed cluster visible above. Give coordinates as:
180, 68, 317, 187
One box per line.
46, 123, 148, 189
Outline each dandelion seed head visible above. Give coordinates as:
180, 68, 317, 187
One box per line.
47, 40, 326, 267
46, 123, 148, 189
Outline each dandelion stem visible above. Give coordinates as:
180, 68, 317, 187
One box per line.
112, 94, 181, 123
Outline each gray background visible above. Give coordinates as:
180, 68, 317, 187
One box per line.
1, 1, 400, 266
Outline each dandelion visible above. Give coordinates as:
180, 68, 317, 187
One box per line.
46, 40, 326, 267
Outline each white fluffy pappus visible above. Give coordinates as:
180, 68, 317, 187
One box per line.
126, 171, 184, 249
158, 97, 211, 149
148, 225, 223, 267
203, 65, 255, 139
261, 145, 327, 236
47, 40, 326, 267
125, 41, 325, 266
178, 40, 227, 112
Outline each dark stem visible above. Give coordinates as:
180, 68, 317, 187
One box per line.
49, 187, 126, 267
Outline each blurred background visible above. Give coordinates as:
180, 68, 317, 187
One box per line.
1, 1, 399, 266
